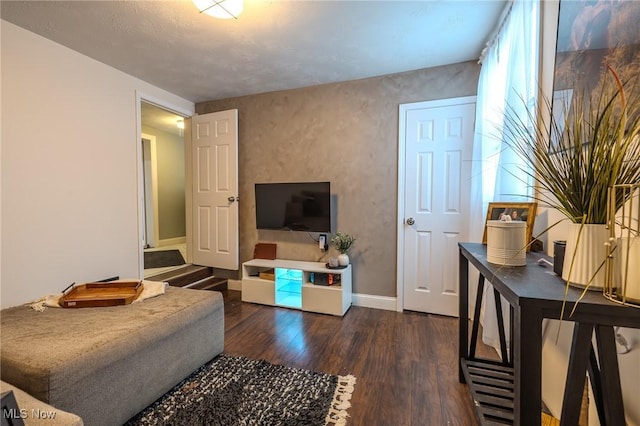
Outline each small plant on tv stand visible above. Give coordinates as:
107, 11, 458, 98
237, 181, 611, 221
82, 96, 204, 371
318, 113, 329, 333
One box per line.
332, 232, 355, 266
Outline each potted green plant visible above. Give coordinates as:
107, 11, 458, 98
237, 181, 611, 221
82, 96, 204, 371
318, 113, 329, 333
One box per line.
502, 66, 640, 290
331, 232, 355, 266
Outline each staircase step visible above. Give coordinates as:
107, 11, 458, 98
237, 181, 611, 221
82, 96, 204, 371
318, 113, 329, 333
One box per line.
146, 264, 190, 281
147, 265, 214, 288
186, 276, 228, 291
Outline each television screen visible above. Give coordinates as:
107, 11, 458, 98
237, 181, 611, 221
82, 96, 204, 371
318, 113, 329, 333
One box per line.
255, 182, 331, 233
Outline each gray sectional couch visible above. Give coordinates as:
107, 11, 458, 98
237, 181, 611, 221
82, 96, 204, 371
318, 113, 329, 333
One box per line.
1, 380, 84, 425
0, 286, 225, 425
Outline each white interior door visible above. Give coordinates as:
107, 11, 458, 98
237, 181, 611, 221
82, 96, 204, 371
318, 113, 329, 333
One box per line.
398, 97, 475, 316
190, 109, 239, 270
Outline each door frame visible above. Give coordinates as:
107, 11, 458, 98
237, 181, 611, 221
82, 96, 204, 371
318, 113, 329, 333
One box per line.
141, 133, 159, 248
396, 96, 477, 312
135, 91, 193, 278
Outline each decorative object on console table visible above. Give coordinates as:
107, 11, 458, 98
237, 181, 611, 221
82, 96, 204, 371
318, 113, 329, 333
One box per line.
530, 238, 544, 252
563, 223, 609, 290
502, 65, 640, 291
331, 232, 355, 266
486, 219, 527, 266
482, 202, 537, 250
604, 184, 640, 307
553, 240, 566, 277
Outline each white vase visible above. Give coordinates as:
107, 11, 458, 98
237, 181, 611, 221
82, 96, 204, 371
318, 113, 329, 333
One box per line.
337, 253, 349, 266
614, 237, 640, 303
562, 223, 608, 290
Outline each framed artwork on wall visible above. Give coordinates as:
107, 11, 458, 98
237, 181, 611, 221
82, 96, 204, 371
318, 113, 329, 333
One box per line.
552, 1, 640, 130
554, 1, 640, 91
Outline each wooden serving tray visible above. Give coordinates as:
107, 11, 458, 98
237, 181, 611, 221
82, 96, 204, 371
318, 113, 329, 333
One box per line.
60, 281, 143, 308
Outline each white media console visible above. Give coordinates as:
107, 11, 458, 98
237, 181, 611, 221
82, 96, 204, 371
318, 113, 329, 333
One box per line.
241, 259, 352, 316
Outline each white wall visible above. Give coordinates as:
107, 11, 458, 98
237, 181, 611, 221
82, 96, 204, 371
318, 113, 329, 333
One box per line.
0, 21, 194, 308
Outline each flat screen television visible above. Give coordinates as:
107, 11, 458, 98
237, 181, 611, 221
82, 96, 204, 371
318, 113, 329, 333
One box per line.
255, 182, 331, 233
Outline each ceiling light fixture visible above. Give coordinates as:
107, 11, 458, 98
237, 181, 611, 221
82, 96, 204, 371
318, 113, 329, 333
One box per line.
193, 0, 243, 20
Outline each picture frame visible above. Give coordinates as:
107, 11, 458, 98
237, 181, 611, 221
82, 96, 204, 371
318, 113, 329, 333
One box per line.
551, 1, 640, 152
482, 202, 538, 251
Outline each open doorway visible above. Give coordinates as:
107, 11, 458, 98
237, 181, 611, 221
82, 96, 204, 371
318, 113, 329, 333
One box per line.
140, 101, 188, 278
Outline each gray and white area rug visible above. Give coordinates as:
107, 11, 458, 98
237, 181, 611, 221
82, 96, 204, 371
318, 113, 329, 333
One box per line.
125, 354, 356, 426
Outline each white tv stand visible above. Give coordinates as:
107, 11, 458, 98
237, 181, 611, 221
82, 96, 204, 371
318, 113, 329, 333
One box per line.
241, 259, 352, 316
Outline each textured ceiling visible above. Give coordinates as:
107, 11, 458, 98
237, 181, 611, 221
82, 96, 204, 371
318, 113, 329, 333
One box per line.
1, 0, 506, 104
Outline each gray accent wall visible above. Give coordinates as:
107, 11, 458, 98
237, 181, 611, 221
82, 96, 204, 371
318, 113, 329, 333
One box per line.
196, 62, 479, 297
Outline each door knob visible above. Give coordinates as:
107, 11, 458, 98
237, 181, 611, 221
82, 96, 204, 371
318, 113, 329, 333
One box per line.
228, 196, 238, 202
406, 217, 415, 225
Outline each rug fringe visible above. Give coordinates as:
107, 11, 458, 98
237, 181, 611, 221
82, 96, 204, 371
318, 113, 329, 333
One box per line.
325, 374, 356, 426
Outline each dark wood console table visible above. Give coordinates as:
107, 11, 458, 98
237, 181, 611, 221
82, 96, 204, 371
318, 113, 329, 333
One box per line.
458, 242, 640, 426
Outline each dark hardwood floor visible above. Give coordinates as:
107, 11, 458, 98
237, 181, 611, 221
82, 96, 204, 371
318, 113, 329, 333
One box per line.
220, 289, 498, 426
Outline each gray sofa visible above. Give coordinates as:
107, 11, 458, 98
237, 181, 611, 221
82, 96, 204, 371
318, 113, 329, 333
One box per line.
1, 380, 84, 425
0, 286, 225, 426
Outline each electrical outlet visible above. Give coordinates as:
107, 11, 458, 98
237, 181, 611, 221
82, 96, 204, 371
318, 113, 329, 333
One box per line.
319, 234, 327, 251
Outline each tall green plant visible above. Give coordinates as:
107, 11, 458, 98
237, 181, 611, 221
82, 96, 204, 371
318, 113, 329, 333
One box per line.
502, 67, 640, 224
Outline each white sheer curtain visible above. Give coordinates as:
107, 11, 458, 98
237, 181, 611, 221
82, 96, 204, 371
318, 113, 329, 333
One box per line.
469, 0, 541, 352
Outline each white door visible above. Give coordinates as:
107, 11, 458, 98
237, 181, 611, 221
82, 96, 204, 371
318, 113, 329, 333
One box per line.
398, 97, 475, 316
190, 109, 239, 270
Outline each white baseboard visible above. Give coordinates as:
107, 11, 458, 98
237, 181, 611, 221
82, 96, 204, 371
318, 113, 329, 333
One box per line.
158, 237, 186, 247
352, 293, 397, 311
228, 279, 242, 291
228, 285, 397, 312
